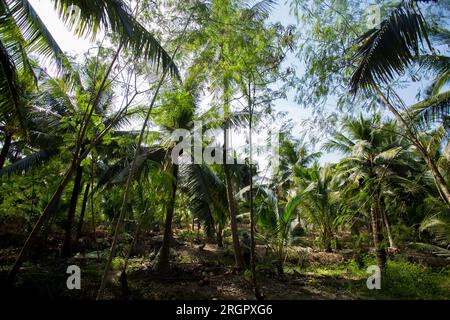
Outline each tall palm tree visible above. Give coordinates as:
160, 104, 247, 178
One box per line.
151, 90, 196, 273
185, 0, 279, 270
349, 0, 450, 205
273, 131, 321, 200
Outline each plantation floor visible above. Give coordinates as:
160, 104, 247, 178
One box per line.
0, 232, 449, 300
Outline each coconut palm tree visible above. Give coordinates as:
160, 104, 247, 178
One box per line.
324, 114, 417, 267
273, 131, 321, 200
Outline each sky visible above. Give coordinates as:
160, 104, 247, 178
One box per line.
27, 0, 428, 167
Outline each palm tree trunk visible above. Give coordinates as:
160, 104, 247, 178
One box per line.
0, 133, 12, 170
76, 183, 91, 241
154, 164, 178, 273
376, 88, 450, 205
62, 164, 83, 257
382, 211, 395, 249
277, 244, 284, 276
206, 206, 217, 241
7, 161, 77, 284
370, 205, 386, 269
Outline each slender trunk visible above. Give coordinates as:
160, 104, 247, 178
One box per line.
7, 162, 77, 284
378, 196, 395, 248
324, 229, 333, 253
76, 183, 91, 241
120, 208, 146, 300
223, 124, 244, 269
277, 244, 284, 276
0, 133, 12, 170
249, 157, 262, 299
376, 88, 450, 205
382, 211, 395, 249
248, 86, 262, 300
62, 164, 83, 257
206, 206, 217, 242
154, 164, 178, 273
7, 41, 124, 286
216, 224, 223, 248
370, 204, 386, 269
90, 181, 100, 261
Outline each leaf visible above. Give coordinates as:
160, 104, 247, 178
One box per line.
51, 0, 180, 78
0, 38, 27, 135
350, 1, 432, 94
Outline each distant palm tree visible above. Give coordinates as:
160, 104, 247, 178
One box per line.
293, 163, 339, 252
273, 131, 321, 200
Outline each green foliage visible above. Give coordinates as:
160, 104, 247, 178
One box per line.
176, 229, 204, 243
380, 260, 450, 299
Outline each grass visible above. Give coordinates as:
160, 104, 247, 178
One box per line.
284, 257, 450, 299
377, 260, 450, 299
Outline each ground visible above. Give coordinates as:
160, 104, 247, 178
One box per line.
0, 227, 449, 300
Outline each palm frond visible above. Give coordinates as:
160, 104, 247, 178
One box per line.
0, 38, 27, 134
374, 146, 403, 163
411, 90, 450, 126
417, 54, 450, 95
244, 0, 277, 19
350, 1, 432, 94
0, 148, 58, 176
180, 163, 228, 227
51, 0, 180, 78
110, 147, 165, 184
4, 0, 66, 66
420, 213, 450, 244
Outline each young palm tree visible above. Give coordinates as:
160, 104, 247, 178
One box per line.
293, 163, 339, 252
254, 186, 302, 276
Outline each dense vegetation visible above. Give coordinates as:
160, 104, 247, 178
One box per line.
0, 0, 449, 300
